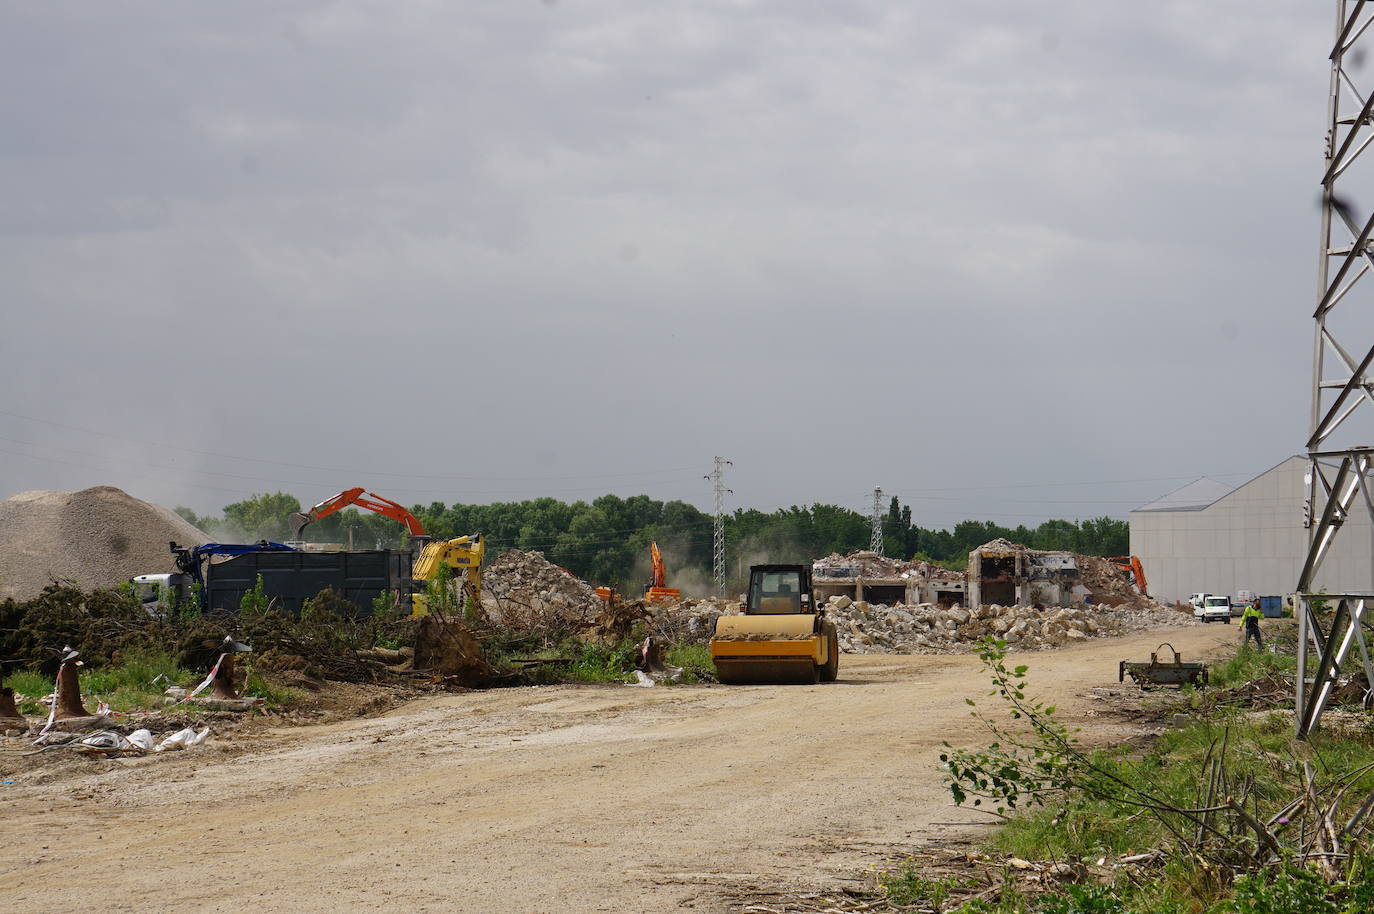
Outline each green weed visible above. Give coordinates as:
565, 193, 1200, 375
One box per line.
879, 863, 970, 908
242, 671, 300, 706
665, 643, 715, 683
4, 669, 54, 714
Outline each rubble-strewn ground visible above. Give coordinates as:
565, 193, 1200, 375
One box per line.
0, 623, 1238, 914
827, 597, 1193, 654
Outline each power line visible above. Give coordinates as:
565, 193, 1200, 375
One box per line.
0, 439, 708, 498
0, 408, 704, 483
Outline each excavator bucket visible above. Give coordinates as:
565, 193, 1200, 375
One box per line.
287, 512, 312, 539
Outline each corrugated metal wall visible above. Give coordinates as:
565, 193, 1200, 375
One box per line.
1130, 456, 1374, 604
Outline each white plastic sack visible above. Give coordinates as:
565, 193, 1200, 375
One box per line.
154, 726, 211, 752
79, 731, 131, 751
127, 729, 155, 750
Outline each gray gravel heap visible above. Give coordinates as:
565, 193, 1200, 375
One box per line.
0, 486, 209, 600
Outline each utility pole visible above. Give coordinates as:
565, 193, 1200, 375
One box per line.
870, 487, 884, 555
1295, 1, 1374, 738
705, 457, 732, 596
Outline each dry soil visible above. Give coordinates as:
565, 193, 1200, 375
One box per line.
0, 623, 1238, 913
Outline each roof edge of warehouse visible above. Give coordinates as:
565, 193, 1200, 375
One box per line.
1131, 455, 1304, 514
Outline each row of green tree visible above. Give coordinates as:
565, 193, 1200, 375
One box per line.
177, 494, 1129, 591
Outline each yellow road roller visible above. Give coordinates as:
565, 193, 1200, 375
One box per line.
710, 564, 839, 684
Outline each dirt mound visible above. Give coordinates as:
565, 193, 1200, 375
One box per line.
0, 486, 209, 600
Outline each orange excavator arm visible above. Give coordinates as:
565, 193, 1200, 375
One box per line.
1108, 555, 1149, 597
1129, 556, 1148, 597
650, 541, 666, 589
289, 487, 426, 539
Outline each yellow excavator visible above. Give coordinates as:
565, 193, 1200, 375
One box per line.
411, 533, 485, 616
710, 564, 839, 684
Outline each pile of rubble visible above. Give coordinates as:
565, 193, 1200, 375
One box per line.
813, 551, 914, 578
1076, 554, 1157, 610
646, 597, 735, 644
824, 594, 1193, 655
481, 549, 606, 632
813, 550, 965, 584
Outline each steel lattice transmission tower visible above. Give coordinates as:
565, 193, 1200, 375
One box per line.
705, 457, 732, 596
870, 487, 884, 555
1295, 1, 1374, 738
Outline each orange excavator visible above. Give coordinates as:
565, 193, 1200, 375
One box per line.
1108, 555, 1149, 596
289, 487, 427, 544
644, 541, 681, 604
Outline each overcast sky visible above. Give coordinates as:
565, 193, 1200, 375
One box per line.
0, 2, 1339, 528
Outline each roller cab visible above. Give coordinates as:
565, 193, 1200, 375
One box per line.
711, 565, 839, 684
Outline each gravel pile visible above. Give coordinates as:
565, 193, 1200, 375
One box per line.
0, 486, 209, 600
825, 595, 1195, 654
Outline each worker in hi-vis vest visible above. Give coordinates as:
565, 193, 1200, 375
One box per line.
1240, 599, 1264, 650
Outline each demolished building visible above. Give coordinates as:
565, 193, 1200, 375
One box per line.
966, 538, 1087, 608
812, 551, 967, 608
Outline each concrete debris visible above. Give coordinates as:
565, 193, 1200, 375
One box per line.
482, 550, 606, 632
813, 550, 919, 579
825, 595, 1193, 655
644, 597, 737, 645
1076, 554, 1157, 610
813, 550, 967, 608
0, 486, 209, 600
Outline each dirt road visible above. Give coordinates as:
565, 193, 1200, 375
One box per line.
1, 623, 1236, 913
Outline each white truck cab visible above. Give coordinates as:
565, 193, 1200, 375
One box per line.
130, 573, 191, 613
1195, 595, 1233, 624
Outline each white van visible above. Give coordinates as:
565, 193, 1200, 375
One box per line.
1195, 595, 1233, 624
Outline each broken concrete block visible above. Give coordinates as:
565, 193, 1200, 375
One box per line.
829, 595, 853, 610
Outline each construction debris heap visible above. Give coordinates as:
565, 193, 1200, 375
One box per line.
809, 542, 1190, 654
481, 549, 607, 631
825, 596, 1187, 654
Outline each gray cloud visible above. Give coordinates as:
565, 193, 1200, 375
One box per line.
0, 1, 1336, 526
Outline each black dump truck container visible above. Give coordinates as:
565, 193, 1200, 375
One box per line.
203, 549, 416, 617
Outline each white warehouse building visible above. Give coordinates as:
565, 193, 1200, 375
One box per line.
1129, 456, 1374, 605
